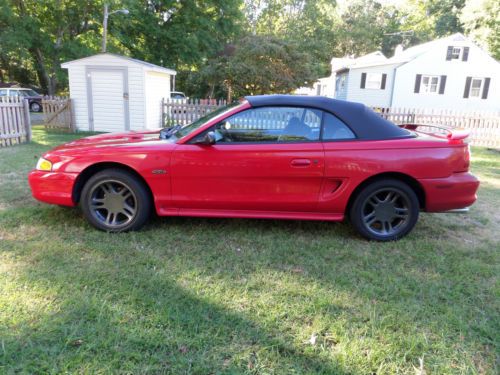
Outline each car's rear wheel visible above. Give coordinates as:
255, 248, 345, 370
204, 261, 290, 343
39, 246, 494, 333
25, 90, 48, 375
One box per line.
30, 101, 42, 112
350, 179, 419, 241
81, 169, 152, 232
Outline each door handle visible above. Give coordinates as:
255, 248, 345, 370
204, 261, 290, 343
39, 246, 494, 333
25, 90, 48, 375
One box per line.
290, 159, 311, 167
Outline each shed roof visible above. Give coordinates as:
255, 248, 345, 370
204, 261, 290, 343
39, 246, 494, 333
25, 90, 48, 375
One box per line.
61, 53, 176, 75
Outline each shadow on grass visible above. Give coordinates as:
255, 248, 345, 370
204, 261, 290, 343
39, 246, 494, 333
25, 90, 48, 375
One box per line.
1, 234, 352, 374
1, 198, 497, 373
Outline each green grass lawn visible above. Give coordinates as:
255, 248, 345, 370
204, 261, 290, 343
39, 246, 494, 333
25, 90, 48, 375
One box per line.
0, 127, 498, 374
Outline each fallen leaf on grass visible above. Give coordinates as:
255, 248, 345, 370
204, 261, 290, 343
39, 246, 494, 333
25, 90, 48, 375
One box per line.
69, 339, 83, 347
308, 333, 317, 345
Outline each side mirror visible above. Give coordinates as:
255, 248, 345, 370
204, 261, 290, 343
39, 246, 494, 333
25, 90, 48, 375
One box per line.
194, 131, 216, 145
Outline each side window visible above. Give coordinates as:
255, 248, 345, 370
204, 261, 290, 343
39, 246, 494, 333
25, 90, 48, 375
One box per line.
322, 112, 355, 141
0, 89, 7, 96
195, 106, 321, 143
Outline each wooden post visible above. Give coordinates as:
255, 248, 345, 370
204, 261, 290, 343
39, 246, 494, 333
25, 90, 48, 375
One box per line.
23, 98, 32, 142
160, 97, 165, 127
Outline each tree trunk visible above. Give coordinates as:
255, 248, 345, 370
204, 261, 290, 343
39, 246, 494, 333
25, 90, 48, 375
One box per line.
30, 48, 55, 95
226, 83, 232, 103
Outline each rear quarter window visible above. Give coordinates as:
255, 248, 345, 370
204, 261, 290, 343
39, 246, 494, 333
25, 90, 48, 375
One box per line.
322, 112, 356, 140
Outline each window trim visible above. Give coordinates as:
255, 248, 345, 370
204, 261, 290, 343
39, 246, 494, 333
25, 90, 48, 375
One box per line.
420, 75, 441, 94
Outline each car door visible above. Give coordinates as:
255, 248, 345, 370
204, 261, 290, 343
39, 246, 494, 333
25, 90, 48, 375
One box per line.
170, 106, 325, 212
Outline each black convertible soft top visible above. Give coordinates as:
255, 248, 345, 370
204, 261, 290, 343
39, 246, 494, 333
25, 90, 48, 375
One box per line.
245, 95, 412, 140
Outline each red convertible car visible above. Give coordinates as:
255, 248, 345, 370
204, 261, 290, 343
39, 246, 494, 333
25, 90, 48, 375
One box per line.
29, 95, 479, 241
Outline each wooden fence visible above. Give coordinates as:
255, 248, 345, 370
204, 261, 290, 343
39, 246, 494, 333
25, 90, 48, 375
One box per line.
0, 97, 31, 147
163, 99, 500, 148
42, 96, 74, 131
162, 98, 227, 126
377, 107, 500, 148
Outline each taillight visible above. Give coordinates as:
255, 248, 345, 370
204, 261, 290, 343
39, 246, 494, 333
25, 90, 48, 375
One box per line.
454, 145, 470, 173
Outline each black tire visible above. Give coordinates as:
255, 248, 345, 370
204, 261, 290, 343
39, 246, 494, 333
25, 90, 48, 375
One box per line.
30, 101, 42, 112
349, 179, 419, 241
80, 169, 152, 232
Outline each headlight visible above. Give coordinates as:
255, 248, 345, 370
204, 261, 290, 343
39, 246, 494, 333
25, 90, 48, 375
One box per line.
36, 157, 53, 171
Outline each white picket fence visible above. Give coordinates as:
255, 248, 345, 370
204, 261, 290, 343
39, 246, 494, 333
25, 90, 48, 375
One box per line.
162, 98, 227, 126
162, 99, 500, 148
378, 107, 500, 148
0, 96, 31, 147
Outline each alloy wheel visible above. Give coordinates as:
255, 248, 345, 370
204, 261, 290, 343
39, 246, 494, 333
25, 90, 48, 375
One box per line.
361, 188, 410, 237
88, 180, 137, 229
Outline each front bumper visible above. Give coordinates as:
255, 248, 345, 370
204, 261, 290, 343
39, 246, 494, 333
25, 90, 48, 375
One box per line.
419, 172, 480, 212
28, 170, 77, 206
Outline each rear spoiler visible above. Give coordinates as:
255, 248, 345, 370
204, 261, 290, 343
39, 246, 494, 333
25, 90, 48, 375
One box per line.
398, 124, 470, 141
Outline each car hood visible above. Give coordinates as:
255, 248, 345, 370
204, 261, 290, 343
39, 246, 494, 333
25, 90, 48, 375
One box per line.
50, 130, 166, 153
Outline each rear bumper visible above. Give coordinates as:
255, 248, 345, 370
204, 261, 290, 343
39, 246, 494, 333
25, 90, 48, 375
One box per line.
28, 170, 77, 206
419, 172, 480, 212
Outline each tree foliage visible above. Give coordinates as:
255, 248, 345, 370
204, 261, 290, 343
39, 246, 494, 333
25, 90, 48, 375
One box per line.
196, 35, 319, 100
0, 0, 498, 97
0, 0, 104, 94
460, 0, 500, 59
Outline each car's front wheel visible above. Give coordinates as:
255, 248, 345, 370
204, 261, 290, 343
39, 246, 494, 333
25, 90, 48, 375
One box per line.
81, 169, 152, 232
350, 179, 419, 241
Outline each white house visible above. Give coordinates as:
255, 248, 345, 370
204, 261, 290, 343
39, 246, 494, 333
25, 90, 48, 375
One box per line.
310, 34, 500, 111
61, 53, 176, 132
296, 53, 389, 98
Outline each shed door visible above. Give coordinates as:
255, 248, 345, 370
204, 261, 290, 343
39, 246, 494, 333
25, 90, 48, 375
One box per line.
87, 68, 129, 132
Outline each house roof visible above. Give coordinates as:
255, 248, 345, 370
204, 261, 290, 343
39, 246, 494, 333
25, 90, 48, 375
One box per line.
331, 51, 388, 73
333, 33, 475, 72
61, 53, 177, 75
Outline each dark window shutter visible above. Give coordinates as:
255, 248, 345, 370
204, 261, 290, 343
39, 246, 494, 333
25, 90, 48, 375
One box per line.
462, 47, 470, 61
482, 77, 491, 99
439, 75, 447, 94
360, 73, 366, 89
446, 46, 453, 60
381, 73, 387, 89
414, 74, 422, 93
463, 77, 472, 98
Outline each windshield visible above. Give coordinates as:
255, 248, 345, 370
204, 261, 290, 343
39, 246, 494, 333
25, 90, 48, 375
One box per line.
169, 102, 241, 139
18, 89, 39, 97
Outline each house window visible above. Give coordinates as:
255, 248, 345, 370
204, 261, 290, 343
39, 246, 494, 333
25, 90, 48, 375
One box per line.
421, 75, 440, 94
446, 46, 469, 61
365, 73, 383, 89
469, 78, 484, 98
451, 47, 462, 60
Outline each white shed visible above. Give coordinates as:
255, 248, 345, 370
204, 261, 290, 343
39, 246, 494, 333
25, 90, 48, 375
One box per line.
61, 53, 176, 132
